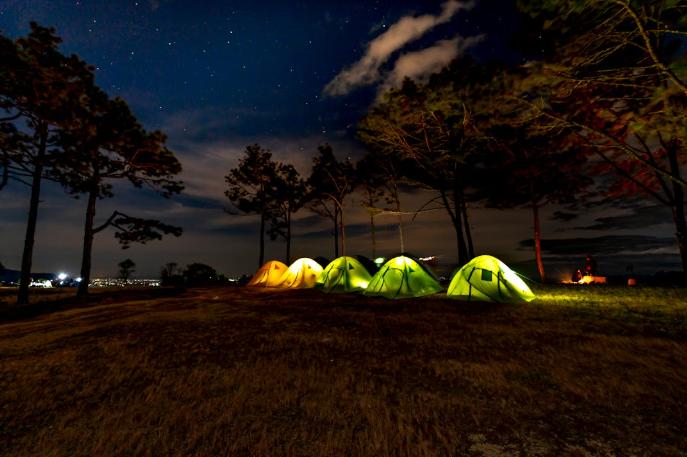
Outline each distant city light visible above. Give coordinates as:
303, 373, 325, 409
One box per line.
75, 278, 82, 282
58, 273, 67, 280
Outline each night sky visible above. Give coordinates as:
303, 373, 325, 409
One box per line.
0, 0, 680, 279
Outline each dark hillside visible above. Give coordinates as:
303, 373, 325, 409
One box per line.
1, 286, 685, 456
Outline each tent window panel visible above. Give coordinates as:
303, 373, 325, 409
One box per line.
481, 270, 492, 282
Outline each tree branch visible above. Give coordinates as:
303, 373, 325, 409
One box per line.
516, 96, 687, 188
93, 210, 123, 234
613, 0, 687, 97
0, 113, 22, 122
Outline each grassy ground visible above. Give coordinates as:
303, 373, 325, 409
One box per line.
0, 285, 685, 456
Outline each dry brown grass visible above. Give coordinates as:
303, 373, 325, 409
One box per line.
0, 285, 685, 456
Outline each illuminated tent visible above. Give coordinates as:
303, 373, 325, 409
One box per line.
245, 260, 288, 287
276, 258, 324, 289
314, 256, 373, 293
363, 255, 443, 299
447, 255, 535, 302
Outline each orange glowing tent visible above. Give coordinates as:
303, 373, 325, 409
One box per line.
246, 260, 288, 287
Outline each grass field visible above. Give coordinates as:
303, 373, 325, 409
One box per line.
1, 285, 686, 456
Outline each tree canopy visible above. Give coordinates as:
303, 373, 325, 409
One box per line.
1, 23, 96, 304
1, 23, 184, 301
225, 144, 279, 267
358, 60, 492, 266
510, 0, 687, 276
268, 162, 306, 264
305, 144, 356, 258
117, 259, 136, 281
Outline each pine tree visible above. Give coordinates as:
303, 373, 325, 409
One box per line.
0, 23, 96, 305
225, 144, 278, 268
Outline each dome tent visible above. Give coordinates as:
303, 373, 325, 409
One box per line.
245, 260, 288, 287
276, 258, 324, 289
314, 256, 373, 293
447, 255, 535, 302
351, 254, 379, 275
363, 255, 444, 299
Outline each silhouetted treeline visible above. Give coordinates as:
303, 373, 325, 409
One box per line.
160, 262, 229, 287
1, 23, 184, 304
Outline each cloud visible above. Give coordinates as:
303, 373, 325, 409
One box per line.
383, 35, 485, 89
571, 204, 672, 231
551, 211, 580, 222
518, 235, 677, 256
155, 106, 274, 143
159, 124, 367, 218
323, 0, 475, 96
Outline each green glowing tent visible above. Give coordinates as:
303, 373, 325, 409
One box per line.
363, 255, 443, 299
314, 256, 373, 293
447, 255, 535, 302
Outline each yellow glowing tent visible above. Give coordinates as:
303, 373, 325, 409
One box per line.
276, 258, 324, 289
447, 255, 535, 302
246, 260, 288, 287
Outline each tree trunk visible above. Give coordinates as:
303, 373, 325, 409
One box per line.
391, 179, 405, 253
0, 150, 8, 192
340, 204, 346, 257
398, 213, 405, 253
259, 213, 265, 268
668, 145, 687, 280
459, 189, 474, 259
396, 191, 404, 253
532, 201, 546, 284
333, 205, 339, 258
286, 210, 291, 265
451, 172, 469, 266
77, 172, 99, 296
369, 212, 377, 259
454, 213, 468, 267
441, 186, 467, 267
670, 203, 687, 279
16, 123, 47, 305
